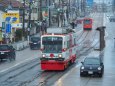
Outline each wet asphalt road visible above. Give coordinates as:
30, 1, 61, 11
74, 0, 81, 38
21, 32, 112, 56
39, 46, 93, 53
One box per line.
52, 12, 115, 86
0, 12, 115, 86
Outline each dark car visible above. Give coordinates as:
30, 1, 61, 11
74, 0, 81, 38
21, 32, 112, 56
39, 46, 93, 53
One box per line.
109, 16, 115, 22
80, 57, 104, 77
29, 37, 40, 50
0, 44, 16, 61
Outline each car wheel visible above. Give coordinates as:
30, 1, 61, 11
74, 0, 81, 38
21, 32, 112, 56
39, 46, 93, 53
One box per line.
12, 54, 16, 61
99, 73, 102, 77
0, 59, 2, 62
80, 73, 83, 77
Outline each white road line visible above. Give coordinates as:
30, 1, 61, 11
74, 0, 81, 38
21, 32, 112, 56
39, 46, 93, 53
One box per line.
53, 63, 81, 86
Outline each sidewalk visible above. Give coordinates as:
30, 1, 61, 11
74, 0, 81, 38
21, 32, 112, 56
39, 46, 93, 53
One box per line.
11, 33, 40, 51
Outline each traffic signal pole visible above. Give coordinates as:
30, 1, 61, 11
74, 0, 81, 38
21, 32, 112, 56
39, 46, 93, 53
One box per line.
96, 26, 106, 51
22, 0, 25, 41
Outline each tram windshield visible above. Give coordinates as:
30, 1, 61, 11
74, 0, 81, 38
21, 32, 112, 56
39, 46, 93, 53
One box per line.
42, 37, 63, 53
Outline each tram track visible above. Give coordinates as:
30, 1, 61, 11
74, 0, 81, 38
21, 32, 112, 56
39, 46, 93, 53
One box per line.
0, 13, 105, 86
78, 12, 105, 86
0, 35, 100, 86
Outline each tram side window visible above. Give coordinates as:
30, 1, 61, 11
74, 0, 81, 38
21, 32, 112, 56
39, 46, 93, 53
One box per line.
74, 38, 76, 45
67, 41, 70, 49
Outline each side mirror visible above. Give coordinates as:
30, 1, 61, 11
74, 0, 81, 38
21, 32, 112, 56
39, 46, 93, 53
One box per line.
101, 62, 103, 65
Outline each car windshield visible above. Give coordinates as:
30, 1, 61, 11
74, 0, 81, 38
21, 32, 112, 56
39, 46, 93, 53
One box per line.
31, 37, 40, 42
0, 45, 9, 51
84, 58, 100, 65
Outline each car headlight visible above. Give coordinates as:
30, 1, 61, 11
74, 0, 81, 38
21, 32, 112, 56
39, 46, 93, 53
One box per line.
42, 54, 46, 58
58, 54, 62, 58
81, 66, 84, 70
98, 67, 101, 70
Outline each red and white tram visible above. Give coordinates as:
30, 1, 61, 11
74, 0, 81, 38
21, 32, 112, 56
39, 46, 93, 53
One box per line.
40, 28, 77, 70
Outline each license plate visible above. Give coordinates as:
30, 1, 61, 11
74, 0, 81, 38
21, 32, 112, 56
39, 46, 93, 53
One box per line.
88, 71, 93, 74
1, 52, 4, 54
34, 43, 37, 44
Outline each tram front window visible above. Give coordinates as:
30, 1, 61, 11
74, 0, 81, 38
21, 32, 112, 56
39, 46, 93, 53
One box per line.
84, 20, 91, 24
42, 37, 62, 53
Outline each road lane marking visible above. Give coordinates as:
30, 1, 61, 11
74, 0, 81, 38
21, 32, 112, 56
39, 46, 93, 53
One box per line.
53, 63, 81, 86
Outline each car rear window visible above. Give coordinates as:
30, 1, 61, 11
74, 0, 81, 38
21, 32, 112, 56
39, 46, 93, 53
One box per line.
0, 45, 9, 51
31, 37, 40, 42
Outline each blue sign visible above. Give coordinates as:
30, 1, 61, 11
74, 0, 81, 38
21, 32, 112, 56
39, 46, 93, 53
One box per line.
12, 17, 17, 22
5, 17, 11, 22
6, 24, 11, 33
87, 0, 93, 7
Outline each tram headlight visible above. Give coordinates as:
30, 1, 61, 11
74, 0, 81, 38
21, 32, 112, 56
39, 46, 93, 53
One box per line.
42, 54, 46, 58
58, 54, 62, 58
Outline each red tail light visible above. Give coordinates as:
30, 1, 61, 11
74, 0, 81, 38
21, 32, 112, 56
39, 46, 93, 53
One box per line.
62, 48, 67, 52
40, 48, 43, 51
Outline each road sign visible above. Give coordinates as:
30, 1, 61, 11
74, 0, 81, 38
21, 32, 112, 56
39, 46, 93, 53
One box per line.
86, 0, 93, 7
6, 24, 11, 33
3, 13, 19, 24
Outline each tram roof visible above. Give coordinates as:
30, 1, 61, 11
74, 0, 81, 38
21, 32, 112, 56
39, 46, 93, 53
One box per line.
47, 27, 75, 34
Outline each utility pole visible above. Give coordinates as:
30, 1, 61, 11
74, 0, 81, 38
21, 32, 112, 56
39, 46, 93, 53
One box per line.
39, 0, 42, 21
22, 0, 25, 41
49, 0, 51, 26
57, 0, 61, 27
28, 0, 32, 41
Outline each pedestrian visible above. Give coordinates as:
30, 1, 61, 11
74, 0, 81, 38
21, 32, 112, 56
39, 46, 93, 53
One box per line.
41, 21, 45, 35
70, 20, 75, 29
72, 21, 75, 29
42, 20, 47, 34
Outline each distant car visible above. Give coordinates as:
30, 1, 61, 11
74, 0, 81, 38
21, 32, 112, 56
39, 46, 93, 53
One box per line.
0, 44, 16, 61
29, 37, 40, 50
109, 16, 115, 22
80, 57, 104, 77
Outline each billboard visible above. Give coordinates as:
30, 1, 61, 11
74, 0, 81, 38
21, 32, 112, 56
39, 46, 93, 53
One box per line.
3, 13, 19, 24
86, 0, 94, 7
